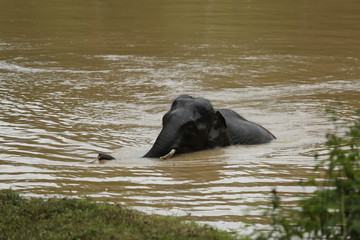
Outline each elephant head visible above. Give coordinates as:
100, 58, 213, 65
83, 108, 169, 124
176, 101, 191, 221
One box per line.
144, 95, 229, 158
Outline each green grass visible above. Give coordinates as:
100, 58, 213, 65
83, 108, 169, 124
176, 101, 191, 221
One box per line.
0, 190, 238, 240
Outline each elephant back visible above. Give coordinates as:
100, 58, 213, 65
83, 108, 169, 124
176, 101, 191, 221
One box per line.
217, 109, 276, 145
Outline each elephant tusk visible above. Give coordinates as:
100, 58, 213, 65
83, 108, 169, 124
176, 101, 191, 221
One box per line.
160, 149, 176, 160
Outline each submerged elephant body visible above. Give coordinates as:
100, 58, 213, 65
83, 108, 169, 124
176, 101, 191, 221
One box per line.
143, 95, 275, 158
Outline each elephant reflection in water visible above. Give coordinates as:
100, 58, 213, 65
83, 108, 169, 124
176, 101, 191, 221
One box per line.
97, 95, 276, 161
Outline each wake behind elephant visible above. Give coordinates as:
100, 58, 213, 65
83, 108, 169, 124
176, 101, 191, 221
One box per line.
143, 95, 276, 159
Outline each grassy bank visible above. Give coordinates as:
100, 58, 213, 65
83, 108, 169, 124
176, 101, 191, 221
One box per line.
0, 189, 240, 240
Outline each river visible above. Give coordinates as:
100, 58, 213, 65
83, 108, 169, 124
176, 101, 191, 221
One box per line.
1, 0, 359, 234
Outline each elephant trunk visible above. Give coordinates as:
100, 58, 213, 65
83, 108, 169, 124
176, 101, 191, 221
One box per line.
143, 126, 178, 158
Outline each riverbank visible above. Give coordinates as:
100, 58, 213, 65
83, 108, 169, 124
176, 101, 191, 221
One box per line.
0, 189, 244, 240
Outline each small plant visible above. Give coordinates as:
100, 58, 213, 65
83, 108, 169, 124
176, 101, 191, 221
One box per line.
257, 110, 360, 240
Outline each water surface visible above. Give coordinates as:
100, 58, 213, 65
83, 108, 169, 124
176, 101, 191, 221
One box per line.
1, 0, 359, 233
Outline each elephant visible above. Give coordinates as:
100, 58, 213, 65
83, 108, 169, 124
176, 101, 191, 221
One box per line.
143, 95, 276, 159
96, 95, 275, 162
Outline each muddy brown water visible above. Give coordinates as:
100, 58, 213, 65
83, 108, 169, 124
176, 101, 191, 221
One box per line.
1, 0, 359, 234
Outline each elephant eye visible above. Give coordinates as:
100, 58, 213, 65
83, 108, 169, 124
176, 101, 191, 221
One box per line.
183, 121, 197, 132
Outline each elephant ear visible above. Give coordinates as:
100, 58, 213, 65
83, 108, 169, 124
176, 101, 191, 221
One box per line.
207, 111, 228, 148
214, 111, 227, 129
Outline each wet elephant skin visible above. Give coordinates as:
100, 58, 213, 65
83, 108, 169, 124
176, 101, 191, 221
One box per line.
143, 95, 276, 158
